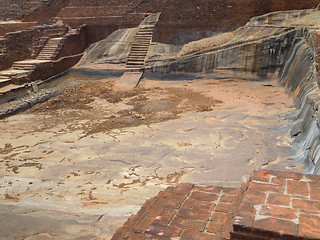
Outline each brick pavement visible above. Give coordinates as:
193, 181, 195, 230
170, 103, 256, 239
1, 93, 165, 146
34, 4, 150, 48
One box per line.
111, 170, 320, 240
232, 170, 320, 240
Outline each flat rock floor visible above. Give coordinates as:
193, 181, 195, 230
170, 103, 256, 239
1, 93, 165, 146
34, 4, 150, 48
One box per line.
0, 75, 302, 239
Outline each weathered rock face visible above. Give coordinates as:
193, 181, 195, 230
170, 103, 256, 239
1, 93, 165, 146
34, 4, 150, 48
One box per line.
279, 30, 320, 174
147, 26, 303, 80
153, 0, 320, 44
76, 28, 136, 66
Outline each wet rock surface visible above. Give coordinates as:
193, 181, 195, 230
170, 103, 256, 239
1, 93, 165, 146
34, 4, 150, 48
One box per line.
0, 76, 299, 239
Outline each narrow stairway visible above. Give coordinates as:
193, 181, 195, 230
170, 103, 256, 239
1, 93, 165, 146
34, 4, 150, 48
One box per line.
126, 24, 156, 69
0, 27, 67, 96
37, 37, 63, 60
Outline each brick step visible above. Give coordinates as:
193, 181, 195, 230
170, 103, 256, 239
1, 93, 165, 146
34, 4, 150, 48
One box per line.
231, 170, 320, 240
112, 170, 320, 240
111, 183, 246, 240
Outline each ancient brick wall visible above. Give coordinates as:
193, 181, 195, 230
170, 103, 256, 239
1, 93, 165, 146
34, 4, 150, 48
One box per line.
0, 25, 67, 71
0, 0, 42, 20
153, 0, 320, 44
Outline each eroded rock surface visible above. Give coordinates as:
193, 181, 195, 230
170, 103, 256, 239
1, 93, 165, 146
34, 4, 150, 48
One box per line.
0, 76, 298, 239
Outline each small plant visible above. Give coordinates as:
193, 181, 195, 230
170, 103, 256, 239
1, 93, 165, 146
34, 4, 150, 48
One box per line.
41, 0, 50, 6
0, 47, 6, 54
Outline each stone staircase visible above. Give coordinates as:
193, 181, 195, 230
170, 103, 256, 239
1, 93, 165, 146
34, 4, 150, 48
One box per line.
0, 76, 11, 88
12, 62, 37, 71
126, 25, 155, 69
37, 37, 63, 60
111, 170, 320, 240
126, 12, 161, 69
0, 26, 68, 97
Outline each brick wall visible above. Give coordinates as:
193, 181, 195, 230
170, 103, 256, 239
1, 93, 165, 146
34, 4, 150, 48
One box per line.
0, 0, 42, 20
153, 0, 320, 44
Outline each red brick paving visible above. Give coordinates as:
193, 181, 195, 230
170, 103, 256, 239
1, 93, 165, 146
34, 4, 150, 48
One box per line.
233, 170, 320, 240
111, 170, 320, 240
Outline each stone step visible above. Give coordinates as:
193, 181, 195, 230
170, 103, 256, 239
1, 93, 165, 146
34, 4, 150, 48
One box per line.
128, 55, 146, 58
42, 47, 58, 49
113, 71, 143, 91
138, 29, 153, 34
12, 66, 36, 71
135, 34, 153, 37
39, 51, 55, 54
129, 51, 147, 54
0, 76, 11, 88
12, 63, 36, 68
127, 59, 145, 62
132, 43, 150, 47
133, 41, 151, 44
129, 49, 148, 53
38, 53, 53, 55
0, 83, 25, 94
128, 56, 146, 59
38, 53, 53, 56
0, 69, 31, 77
126, 63, 144, 67
37, 57, 52, 59
131, 45, 149, 48
127, 61, 145, 65
130, 48, 148, 52
134, 35, 152, 38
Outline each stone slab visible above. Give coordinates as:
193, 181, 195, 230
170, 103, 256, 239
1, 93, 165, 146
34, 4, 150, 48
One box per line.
114, 71, 143, 91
